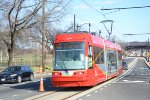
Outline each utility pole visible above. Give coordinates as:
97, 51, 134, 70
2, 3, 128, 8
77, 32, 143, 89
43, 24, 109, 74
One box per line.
148, 38, 149, 62
42, 0, 46, 72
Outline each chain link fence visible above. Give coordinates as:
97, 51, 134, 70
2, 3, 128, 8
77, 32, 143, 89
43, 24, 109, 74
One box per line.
0, 56, 53, 71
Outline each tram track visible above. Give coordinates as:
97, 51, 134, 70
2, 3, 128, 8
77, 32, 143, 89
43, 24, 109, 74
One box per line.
30, 79, 116, 100
25, 88, 64, 100
26, 58, 137, 100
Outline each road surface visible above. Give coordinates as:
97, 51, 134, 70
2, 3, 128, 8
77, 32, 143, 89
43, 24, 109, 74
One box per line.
76, 58, 150, 100
0, 77, 54, 100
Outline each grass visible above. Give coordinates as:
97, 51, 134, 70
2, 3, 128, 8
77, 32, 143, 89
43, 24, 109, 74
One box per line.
0, 54, 53, 73
31, 66, 53, 73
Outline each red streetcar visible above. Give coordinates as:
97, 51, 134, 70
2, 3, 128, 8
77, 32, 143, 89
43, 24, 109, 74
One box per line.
51, 32, 123, 87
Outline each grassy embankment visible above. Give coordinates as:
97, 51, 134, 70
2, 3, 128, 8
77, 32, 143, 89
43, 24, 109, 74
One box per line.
0, 54, 53, 73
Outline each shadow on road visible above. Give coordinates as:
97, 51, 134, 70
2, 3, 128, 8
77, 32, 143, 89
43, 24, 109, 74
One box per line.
5, 77, 58, 92
1, 76, 92, 93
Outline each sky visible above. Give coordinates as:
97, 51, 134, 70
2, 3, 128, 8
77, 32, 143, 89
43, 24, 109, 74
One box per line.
58, 0, 150, 42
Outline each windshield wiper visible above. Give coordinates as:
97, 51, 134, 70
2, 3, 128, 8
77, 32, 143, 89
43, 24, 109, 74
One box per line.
62, 61, 68, 73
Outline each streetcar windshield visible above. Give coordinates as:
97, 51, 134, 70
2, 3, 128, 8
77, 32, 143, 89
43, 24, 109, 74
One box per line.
54, 42, 85, 70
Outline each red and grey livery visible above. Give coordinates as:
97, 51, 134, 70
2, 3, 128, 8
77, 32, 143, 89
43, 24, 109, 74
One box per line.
51, 32, 123, 87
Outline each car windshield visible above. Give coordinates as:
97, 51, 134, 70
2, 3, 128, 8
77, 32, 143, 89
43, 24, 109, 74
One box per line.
54, 42, 85, 70
3, 66, 21, 72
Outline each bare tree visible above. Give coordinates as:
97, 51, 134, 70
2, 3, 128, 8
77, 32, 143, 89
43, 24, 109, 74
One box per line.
0, 0, 41, 66
26, 0, 70, 52
111, 35, 126, 50
0, 0, 71, 67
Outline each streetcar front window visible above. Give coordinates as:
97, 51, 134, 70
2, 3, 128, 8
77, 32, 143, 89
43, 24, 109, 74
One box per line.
54, 42, 85, 70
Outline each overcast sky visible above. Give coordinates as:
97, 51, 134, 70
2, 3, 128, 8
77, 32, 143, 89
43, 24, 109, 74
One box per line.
59, 0, 150, 42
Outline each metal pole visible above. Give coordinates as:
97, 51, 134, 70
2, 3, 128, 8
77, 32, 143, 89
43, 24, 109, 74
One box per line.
42, 0, 46, 72
110, 21, 113, 35
89, 23, 91, 33
148, 38, 149, 62
99, 30, 101, 37
74, 14, 76, 32
76, 24, 79, 32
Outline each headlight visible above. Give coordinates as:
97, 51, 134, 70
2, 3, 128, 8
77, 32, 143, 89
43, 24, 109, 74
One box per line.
11, 74, 17, 77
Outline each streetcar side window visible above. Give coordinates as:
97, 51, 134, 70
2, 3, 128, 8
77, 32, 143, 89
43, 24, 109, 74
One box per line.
88, 45, 92, 57
94, 46, 104, 64
88, 45, 93, 68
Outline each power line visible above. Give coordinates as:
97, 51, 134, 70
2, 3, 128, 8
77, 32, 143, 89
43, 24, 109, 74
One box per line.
81, 0, 107, 19
56, 0, 72, 12
123, 33, 150, 35
101, 5, 150, 11
81, 0, 122, 38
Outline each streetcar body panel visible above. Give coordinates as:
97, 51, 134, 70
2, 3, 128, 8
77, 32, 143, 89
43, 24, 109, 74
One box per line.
51, 32, 122, 87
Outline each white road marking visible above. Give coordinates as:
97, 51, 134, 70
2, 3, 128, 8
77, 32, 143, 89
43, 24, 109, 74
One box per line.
32, 80, 40, 82
78, 99, 82, 100
108, 84, 111, 86
95, 91, 98, 93
113, 59, 138, 83
104, 86, 107, 88
123, 80, 128, 82
86, 94, 90, 97
133, 80, 144, 83
13, 94, 18, 97
28, 91, 33, 93
116, 80, 145, 84
0, 99, 3, 100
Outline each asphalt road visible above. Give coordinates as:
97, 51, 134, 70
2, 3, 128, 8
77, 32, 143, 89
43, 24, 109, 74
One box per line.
0, 57, 137, 100
125, 57, 134, 64
77, 58, 150, 100
0, 76, 54, 100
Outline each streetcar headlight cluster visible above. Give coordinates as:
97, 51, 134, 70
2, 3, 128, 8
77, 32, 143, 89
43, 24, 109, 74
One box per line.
52, 72, 61, 76
74, 71, 85, 75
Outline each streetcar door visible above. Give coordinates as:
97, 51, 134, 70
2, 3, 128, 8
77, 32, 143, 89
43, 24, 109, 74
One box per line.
107, 50, 117, 74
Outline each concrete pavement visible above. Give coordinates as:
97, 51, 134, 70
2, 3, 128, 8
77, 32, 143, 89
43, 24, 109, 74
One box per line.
34, 72, 51, 78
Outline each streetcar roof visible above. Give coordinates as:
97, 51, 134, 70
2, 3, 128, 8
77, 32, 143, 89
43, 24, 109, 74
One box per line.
54, 32, 122, 51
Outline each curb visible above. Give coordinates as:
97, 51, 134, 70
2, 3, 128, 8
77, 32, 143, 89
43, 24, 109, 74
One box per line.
142, 57, 150, 68
34, 73, 52, 78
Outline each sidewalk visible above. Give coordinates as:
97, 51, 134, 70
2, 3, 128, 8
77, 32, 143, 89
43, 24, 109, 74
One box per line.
142, 57, 150, 68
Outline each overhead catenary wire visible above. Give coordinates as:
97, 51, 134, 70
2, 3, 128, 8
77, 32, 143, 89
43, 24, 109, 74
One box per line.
65, 10, 100, 32
101, 5, 150, 10
123, 33, 150, 35
81, 0, 119, 32
80, 0, 127, 40
81, 0, 107, 19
